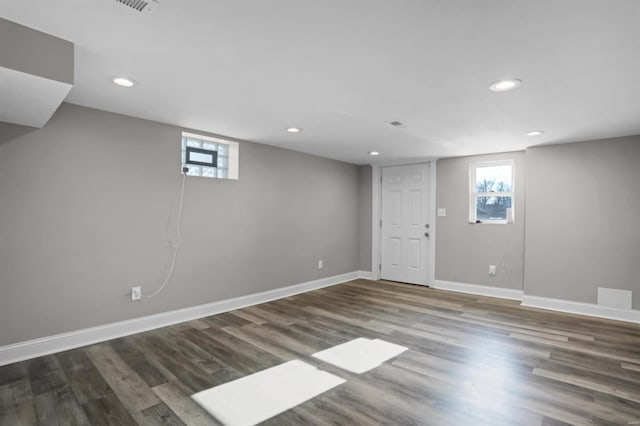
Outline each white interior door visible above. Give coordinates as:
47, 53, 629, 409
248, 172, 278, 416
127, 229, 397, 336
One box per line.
381, 163, 431, 285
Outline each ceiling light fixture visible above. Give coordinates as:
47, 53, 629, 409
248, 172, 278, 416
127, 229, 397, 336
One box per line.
525, 130, 544, 136
113, 77, 135, 87
287, 127, 302, 133
489, 79, 522, 92
369, 151, 380, 156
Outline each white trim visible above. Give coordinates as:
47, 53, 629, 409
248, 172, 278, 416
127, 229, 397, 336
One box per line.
0, 271, 359, 367
371, 166, 382, 280
521, 295, 640, 324
227, 139, 240, 180
428, 161, 437, 286
181, 131, 234, 145
357, 270, 373, 280
432, 280, 524, 301
370, 157, 438, 168
429, 280, 640, 324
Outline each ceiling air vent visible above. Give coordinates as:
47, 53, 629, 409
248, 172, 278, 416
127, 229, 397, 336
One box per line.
115, 0, 159, 12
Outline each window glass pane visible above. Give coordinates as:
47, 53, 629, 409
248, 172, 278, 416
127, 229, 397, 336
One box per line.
217, 143, 228, 156
217, 168, 228, 178
186, 138, 203, 148
189, 151, 215, 164
217, 156, 228, 168
186, 165, 201, 176
476, 196, 511, 221
476, 165, 512, 192
203, 142, 217, 151
201, 167, 216, 178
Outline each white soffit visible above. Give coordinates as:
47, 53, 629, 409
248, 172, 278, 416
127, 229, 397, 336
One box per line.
0, 67, 72, 128
0, 17, 74, 128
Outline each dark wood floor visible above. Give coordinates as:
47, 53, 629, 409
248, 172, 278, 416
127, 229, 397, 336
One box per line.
1, 279, 640, 425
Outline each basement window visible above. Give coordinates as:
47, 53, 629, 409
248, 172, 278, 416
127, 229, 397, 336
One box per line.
469, 160, 514, 224
181, 132, 239, 179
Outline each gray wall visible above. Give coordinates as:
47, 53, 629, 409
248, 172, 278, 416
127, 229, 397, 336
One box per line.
0, 17, 74, 84
524, 136, 640, 309
435, 151, 526, 290
0, 103, 361, 346
358, 165, 372, 272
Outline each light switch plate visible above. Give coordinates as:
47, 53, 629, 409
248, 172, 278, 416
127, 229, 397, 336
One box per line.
437, 208, 447, 217
131, 286, 142, 301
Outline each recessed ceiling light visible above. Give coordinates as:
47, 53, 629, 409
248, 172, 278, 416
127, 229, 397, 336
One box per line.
113, 77, 135, 87
369, 151, 380, 156
525, 130, 544, 136
287, 127, 302, 133
489, 79, 522, 92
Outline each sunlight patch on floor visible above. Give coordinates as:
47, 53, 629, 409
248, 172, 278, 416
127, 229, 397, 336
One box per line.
191, 360, 345, 426
312, 337, 408, 374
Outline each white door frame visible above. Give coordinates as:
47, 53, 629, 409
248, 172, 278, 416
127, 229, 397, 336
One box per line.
371, 160, 437, 284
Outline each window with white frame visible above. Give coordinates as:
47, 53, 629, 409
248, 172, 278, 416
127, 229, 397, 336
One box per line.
469, 160, 514, 223
181, 132, 239, 179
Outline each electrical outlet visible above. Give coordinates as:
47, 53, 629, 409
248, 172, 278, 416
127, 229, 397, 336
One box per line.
131, 286, 142, 301
489, 265, 496, 276
318, 260, 324, 269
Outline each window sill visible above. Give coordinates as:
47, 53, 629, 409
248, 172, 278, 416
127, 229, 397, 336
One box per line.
469, 221, 511, 225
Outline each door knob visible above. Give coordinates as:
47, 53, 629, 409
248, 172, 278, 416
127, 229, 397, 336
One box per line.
424, 232, 430, 238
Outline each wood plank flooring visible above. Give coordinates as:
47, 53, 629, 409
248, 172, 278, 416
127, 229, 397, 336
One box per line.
1, 279, 640, 425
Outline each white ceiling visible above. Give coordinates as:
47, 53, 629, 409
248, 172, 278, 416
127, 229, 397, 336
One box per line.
1, 0, 639, 164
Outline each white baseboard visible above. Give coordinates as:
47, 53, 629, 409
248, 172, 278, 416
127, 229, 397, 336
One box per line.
0, 271, 359, 367
521, 295, 640, 324
357, 270, 373, 280
432, 281, 640, 323
432, 280, 524, 301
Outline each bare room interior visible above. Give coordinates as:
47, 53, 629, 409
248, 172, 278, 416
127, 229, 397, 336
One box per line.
1, 1, 639, 425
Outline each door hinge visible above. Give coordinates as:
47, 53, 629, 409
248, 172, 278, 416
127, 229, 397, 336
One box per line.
379, 220, 382, 227
379, 264, 382, 271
